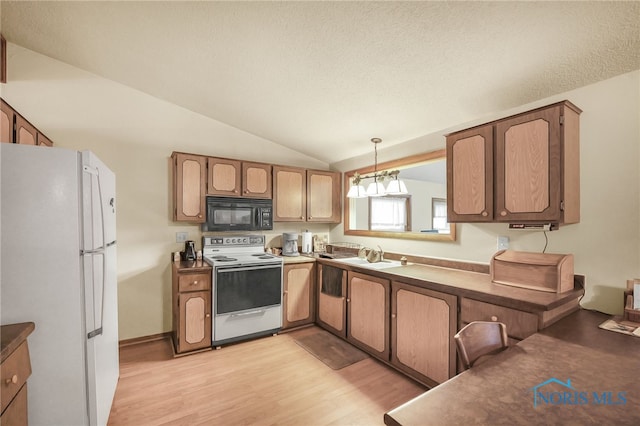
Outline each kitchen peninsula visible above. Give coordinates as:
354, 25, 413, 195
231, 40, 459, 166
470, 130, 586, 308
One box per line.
384, 309, 640, 425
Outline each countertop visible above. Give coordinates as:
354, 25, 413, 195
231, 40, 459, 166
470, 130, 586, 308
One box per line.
316, 258, 583, 312
1, 322, 35, 362
384, 309, 640, 426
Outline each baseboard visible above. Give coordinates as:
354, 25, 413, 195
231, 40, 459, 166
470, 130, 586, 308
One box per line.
119, 331, 171, 348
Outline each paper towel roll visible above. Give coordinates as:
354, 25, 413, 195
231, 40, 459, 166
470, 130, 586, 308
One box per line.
301, 230, 313, 254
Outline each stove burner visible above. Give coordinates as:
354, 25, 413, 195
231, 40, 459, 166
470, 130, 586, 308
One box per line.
252, 253, 273, 258
210, 255, 237, 262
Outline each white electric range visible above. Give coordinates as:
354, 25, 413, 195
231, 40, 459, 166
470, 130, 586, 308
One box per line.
202, 235, 283, 347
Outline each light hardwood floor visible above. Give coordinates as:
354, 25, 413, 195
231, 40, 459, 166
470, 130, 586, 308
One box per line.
108, 326, 426, 425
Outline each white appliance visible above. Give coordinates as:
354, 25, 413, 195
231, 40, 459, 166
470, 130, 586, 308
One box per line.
202, 235, 283, 347
1, 143, 119, 426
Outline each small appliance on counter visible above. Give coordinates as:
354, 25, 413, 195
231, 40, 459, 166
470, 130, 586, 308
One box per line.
301, 230, 313, 254
181, 240, 197, 261
282, 232, 299, 256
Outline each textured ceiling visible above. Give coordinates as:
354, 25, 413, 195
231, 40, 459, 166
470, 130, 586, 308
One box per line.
1, 1, 639, 164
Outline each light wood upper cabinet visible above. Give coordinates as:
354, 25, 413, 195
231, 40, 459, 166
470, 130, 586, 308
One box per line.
273, 166, 341, 222
447, 125, 493, 221
1, 99, 15, 143
282, 262, 316, 330
208, 157, 241, 196
273, 165, 307, 221
391, 281, 457, 387
207, 158, 272, 198
172, 152, 207, 222
347, 271, 390, 361
447, 100, 580, 226
242, 161, 272, 198
15, 114, 37, 145
307, 169, 341, 223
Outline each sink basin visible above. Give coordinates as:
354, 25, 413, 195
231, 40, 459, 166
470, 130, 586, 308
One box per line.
333, 257, 403, 270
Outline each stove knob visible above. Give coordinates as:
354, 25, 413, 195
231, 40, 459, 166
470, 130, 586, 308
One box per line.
243, 238, 248, 243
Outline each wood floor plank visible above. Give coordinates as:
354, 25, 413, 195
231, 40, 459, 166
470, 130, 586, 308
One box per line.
108, 327, 425, 425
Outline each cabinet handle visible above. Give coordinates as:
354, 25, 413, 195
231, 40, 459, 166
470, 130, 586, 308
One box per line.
491, 315, 498, 322
191, 281, 199, 285
346, 298, 350, 303
206, 313, 211, 318
482, 211, 488, 217
500, 211, 507, 217
5, 375, 18, 385
197, 214, 203, 218
391, 313, 397, 319
283, 291, 288, 295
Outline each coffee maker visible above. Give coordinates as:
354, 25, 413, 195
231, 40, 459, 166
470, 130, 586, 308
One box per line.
282, 233, 299, 257
181, 240, 197, 261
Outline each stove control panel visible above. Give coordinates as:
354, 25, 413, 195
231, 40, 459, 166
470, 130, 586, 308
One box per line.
203, 235, 265, 248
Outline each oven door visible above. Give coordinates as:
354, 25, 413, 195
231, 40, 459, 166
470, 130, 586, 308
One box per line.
213, 263, 283, 344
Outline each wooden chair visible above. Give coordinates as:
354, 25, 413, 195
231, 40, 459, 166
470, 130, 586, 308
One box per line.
454, 321, 508, 368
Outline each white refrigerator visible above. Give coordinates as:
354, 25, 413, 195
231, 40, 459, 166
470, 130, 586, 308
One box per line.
1, 143, 119, 426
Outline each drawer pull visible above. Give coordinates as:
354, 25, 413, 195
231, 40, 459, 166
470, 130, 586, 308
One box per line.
491, 315, 498, 322
191, 281, 198, 285
6, 374, 18, 385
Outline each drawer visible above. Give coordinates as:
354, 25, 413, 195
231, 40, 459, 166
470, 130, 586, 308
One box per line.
460, 298, 538, 340
178, 272, 210, 292
0, 383, 27, 424
1, 341, 31, 413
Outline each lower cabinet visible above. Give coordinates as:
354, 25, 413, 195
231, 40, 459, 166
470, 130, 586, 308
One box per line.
347, 271, 390, 360
459, 297, 540, 344
391, 281, 457, 387
282, 262, 316, 330
316, 264, 347, 338
172, 262, 212, 354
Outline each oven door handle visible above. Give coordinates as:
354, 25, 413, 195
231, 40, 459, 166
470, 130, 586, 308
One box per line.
217, 264, 281, 273
230, 309, 266, 318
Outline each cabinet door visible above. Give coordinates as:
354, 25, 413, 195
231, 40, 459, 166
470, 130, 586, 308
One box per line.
347, 271, 390, 360
391, 281, 457, 386
242, 161, 272, 199
177, 291, 212, 352
1, 99, 15, 143
273, 165, 306, 221
173, 153, 206, 222
207, 157, 241, 197
495, 105, 562, 222
317, 264, 347, 338
37, 133, 53, 147
15, 114, 36, 145
307, 170, 341, 223
446, 125, 493, 222
282, 262, 315, 329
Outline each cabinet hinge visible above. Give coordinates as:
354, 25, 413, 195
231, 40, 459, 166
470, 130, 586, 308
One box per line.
560, 200, 565, 211
559, 115, 565, 125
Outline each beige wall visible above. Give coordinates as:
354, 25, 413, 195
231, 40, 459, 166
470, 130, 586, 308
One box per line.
3, 43, 638, 342
2, 44, 332, 339
332, 70, 640, 315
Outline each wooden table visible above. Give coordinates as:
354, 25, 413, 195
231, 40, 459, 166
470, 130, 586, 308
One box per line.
384, 310, 640, 425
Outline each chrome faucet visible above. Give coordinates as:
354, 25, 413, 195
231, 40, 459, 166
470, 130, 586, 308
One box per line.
366, 245, 384, 263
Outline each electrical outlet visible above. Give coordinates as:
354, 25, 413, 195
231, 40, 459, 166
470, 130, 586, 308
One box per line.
176, 232, 188, 243
497, 235, 509, 250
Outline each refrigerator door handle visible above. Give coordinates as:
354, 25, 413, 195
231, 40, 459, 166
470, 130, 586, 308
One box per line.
82, 250, 106, 339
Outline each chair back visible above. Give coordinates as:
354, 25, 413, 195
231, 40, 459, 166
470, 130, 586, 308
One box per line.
454, 321, 508, 368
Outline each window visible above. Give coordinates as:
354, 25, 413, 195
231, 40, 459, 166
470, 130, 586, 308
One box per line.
432, 198, 449, 232
369, 196, 411, 231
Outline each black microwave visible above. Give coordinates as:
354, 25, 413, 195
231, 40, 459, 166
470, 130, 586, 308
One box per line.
201, 196, 273, 232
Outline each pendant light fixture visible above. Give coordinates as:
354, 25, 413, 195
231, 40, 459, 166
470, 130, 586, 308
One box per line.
347, 138, 408, 198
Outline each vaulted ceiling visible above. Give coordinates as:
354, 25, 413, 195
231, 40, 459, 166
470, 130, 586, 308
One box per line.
2, 1, 639, 164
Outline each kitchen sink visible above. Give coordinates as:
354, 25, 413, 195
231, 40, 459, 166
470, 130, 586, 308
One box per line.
333, 257, 403, 269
